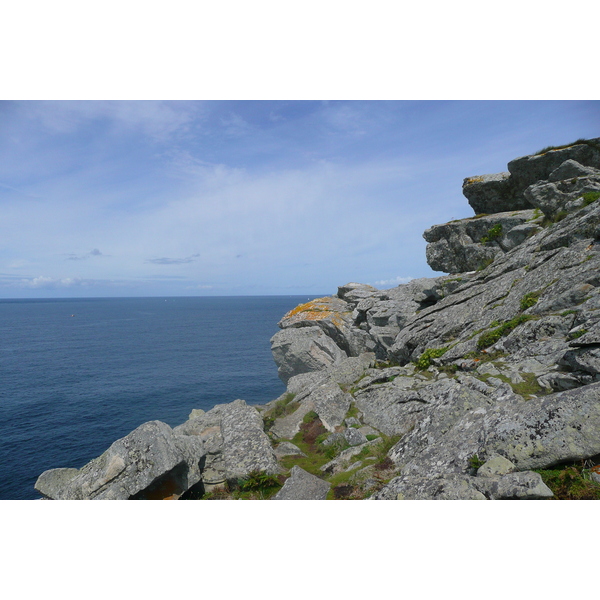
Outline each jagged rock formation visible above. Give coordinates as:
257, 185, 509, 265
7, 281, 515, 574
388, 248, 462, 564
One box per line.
35, 138, 600, 500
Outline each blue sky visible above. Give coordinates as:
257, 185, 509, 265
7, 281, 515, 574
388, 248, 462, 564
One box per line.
0, 100, 598, 298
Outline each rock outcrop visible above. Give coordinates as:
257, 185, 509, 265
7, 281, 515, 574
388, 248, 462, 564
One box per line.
35, 138, 600, 500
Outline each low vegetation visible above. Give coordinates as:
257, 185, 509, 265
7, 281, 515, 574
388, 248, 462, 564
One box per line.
477, 315, 535, 350
582, 191, 600, 206
415, 347, 448, 370
534, 462, 600, 500
520, 290, 542, 310
480, 223, 503, 244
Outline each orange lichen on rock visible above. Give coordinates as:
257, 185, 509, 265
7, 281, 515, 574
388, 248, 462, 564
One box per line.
284, 297, 337, 322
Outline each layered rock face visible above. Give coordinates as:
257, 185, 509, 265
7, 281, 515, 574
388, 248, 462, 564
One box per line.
36, 139, 600, 500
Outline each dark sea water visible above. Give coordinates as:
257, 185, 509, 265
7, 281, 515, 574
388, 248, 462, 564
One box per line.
0, 295, 314, 500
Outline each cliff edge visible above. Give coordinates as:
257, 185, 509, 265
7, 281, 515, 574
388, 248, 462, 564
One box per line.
35, 138, 600, 500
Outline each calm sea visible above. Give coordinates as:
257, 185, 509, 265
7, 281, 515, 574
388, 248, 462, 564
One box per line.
0, 295, 315, 500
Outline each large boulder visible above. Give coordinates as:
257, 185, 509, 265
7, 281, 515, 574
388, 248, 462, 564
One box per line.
462, 139, 600, 216
462, 172, 526, 214
35, 420, 205, 500
423, 209, 540, 273
219, 399, 280, 480
270, 325, 347, 384
277, 295, 377, 357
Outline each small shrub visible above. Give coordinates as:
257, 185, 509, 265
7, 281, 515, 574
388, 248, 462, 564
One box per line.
469, 454, 485, 470
415, 346, 448, 370
238, 470, 281, 492
480, 223, 503, 244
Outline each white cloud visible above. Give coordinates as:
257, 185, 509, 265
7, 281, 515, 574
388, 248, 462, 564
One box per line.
373, 276, 414, 288
23, 276, 81, 288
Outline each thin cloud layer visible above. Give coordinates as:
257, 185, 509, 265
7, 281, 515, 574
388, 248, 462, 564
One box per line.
0, 100, 598, 298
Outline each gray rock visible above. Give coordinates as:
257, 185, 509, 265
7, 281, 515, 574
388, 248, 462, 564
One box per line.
524, 175, 600, 218
320, 443, 378, 476
269, 399, 315, 440
344, 427, 368, 446
35, 420, 205, 500
377, 471, 552, 500
277, 295, 376, 357
508, 139, 600, 192
423, 210, 539, 273
273, 441, 306, 459
219, 399, 280, 480
462, 172, 526, 215
311, 382, 352, 432
272, 466, 331, 500
270, 325, 347, 384
548, 159, 600, 182
337, 282, 381, 304
476, 455, 517, 477
475, 471, 554, 499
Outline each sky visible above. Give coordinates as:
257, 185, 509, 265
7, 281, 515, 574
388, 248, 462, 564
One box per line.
0, 100, 598, 298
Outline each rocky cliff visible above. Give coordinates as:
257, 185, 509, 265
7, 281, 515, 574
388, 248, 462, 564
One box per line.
35, 138, 600, 500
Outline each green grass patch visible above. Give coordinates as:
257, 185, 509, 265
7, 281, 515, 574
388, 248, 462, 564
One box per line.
534, 462, 600, 499
582, 191, 600, 206
477, 315, 535, 350
520, 290, 542, 311
568, 328, 588, 340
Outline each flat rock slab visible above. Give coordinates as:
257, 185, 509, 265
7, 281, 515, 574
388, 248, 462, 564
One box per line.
272, 466, 331, 500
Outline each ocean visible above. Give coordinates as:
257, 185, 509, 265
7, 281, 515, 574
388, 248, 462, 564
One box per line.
0, 295, 315, 500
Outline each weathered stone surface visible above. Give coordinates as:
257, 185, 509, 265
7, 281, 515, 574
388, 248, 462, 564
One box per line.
270, 325, 347, 383
344, 427, 368, 446
508, 139, 600, 192
35, 421, 205, 500
462, 172, 526, 215
320, 442, 379, 476
475, 471, 554, 499
311, 382, 352, 432
423, 210, 539, 273
274, 441, 306, 459
277, 295, 376, 357
337, 282, 381, 304
269, 399, 315, 440
476, 455, 517, 478
379, 471, 552, 500
272, 466, 330, 500
524, 175, 600, 218
219, 399, 280, 480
